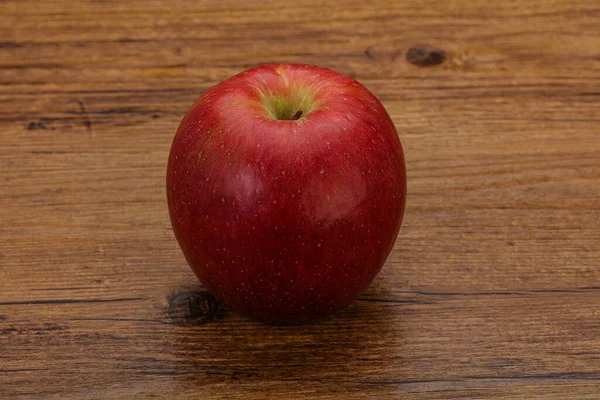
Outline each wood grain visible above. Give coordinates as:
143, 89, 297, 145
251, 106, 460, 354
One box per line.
1, 0, 599, 398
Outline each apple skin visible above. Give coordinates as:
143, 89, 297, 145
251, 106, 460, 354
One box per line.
167, 64, 406, 323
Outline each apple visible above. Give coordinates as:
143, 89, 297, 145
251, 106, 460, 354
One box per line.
167, 64, 406, 323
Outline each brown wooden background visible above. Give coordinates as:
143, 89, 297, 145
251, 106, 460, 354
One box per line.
1, 1, 599, 398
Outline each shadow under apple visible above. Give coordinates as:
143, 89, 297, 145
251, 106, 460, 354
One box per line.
160, 279, 409, 387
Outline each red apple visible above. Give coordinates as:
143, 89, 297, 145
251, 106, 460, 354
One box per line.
167, 64, 406, 323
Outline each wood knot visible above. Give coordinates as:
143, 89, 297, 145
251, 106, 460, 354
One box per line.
167, 289, 223, 326
27, 121, 46, 130
406, 45, 446, 67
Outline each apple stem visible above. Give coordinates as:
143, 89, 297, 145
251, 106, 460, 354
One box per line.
290, 109, 303, 120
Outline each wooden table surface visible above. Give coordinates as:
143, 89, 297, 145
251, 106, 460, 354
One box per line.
2, 1, 599, 399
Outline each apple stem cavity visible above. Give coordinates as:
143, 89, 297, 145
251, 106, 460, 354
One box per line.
258, 83, 320, 122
